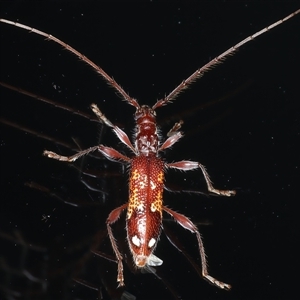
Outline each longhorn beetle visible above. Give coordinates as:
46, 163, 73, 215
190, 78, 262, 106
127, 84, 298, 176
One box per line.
1, 9, 299, 290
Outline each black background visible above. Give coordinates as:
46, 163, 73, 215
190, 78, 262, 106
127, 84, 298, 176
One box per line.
1, 1, 299, 300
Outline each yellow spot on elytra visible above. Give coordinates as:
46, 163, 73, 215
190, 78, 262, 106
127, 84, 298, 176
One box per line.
128, 166, 164, 219
157, 171, 164, 183
128, 187, 139, 219
150, 190, 163, 215
132, 169, 139, 180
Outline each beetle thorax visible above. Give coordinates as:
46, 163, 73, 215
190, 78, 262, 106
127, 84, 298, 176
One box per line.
135, 105, 159, 156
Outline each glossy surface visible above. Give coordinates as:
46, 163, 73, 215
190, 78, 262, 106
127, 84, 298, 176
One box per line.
127, 155, 164, 267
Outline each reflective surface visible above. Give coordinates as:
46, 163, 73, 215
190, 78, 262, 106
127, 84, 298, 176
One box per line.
1, 3, 299, 300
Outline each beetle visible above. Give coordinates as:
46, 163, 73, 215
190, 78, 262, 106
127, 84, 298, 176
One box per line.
1, 9, 299, 290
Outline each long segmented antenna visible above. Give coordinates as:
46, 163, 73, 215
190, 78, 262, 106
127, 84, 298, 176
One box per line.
0, 18, 140, 110
152, 9, 300, 109
1, 9, 299, 111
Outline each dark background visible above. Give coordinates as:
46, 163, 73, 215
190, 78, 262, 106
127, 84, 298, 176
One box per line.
1, 1, 299, 300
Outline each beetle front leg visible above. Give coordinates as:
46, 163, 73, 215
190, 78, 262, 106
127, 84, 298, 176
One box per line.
167, 160, 236, 196
91, 103, 136, 154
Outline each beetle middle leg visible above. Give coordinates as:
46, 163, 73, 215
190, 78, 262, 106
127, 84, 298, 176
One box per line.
167, 161, 236, 196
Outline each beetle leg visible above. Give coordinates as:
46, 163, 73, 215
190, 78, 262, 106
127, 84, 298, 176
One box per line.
44, 144, 130, 164
106, 203, 128, 286
167, 160, 236, 196
163, 206, 231, 290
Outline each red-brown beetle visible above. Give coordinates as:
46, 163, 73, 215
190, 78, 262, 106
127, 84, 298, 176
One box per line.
1, 9, 298, 290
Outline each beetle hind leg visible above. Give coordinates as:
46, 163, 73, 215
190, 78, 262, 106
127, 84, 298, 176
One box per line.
163, 206, 231, 290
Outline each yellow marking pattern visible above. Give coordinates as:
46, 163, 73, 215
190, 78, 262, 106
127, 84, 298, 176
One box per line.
127, 169, 142, 219
150, 171, 163, 216
127, 169, 164, 219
